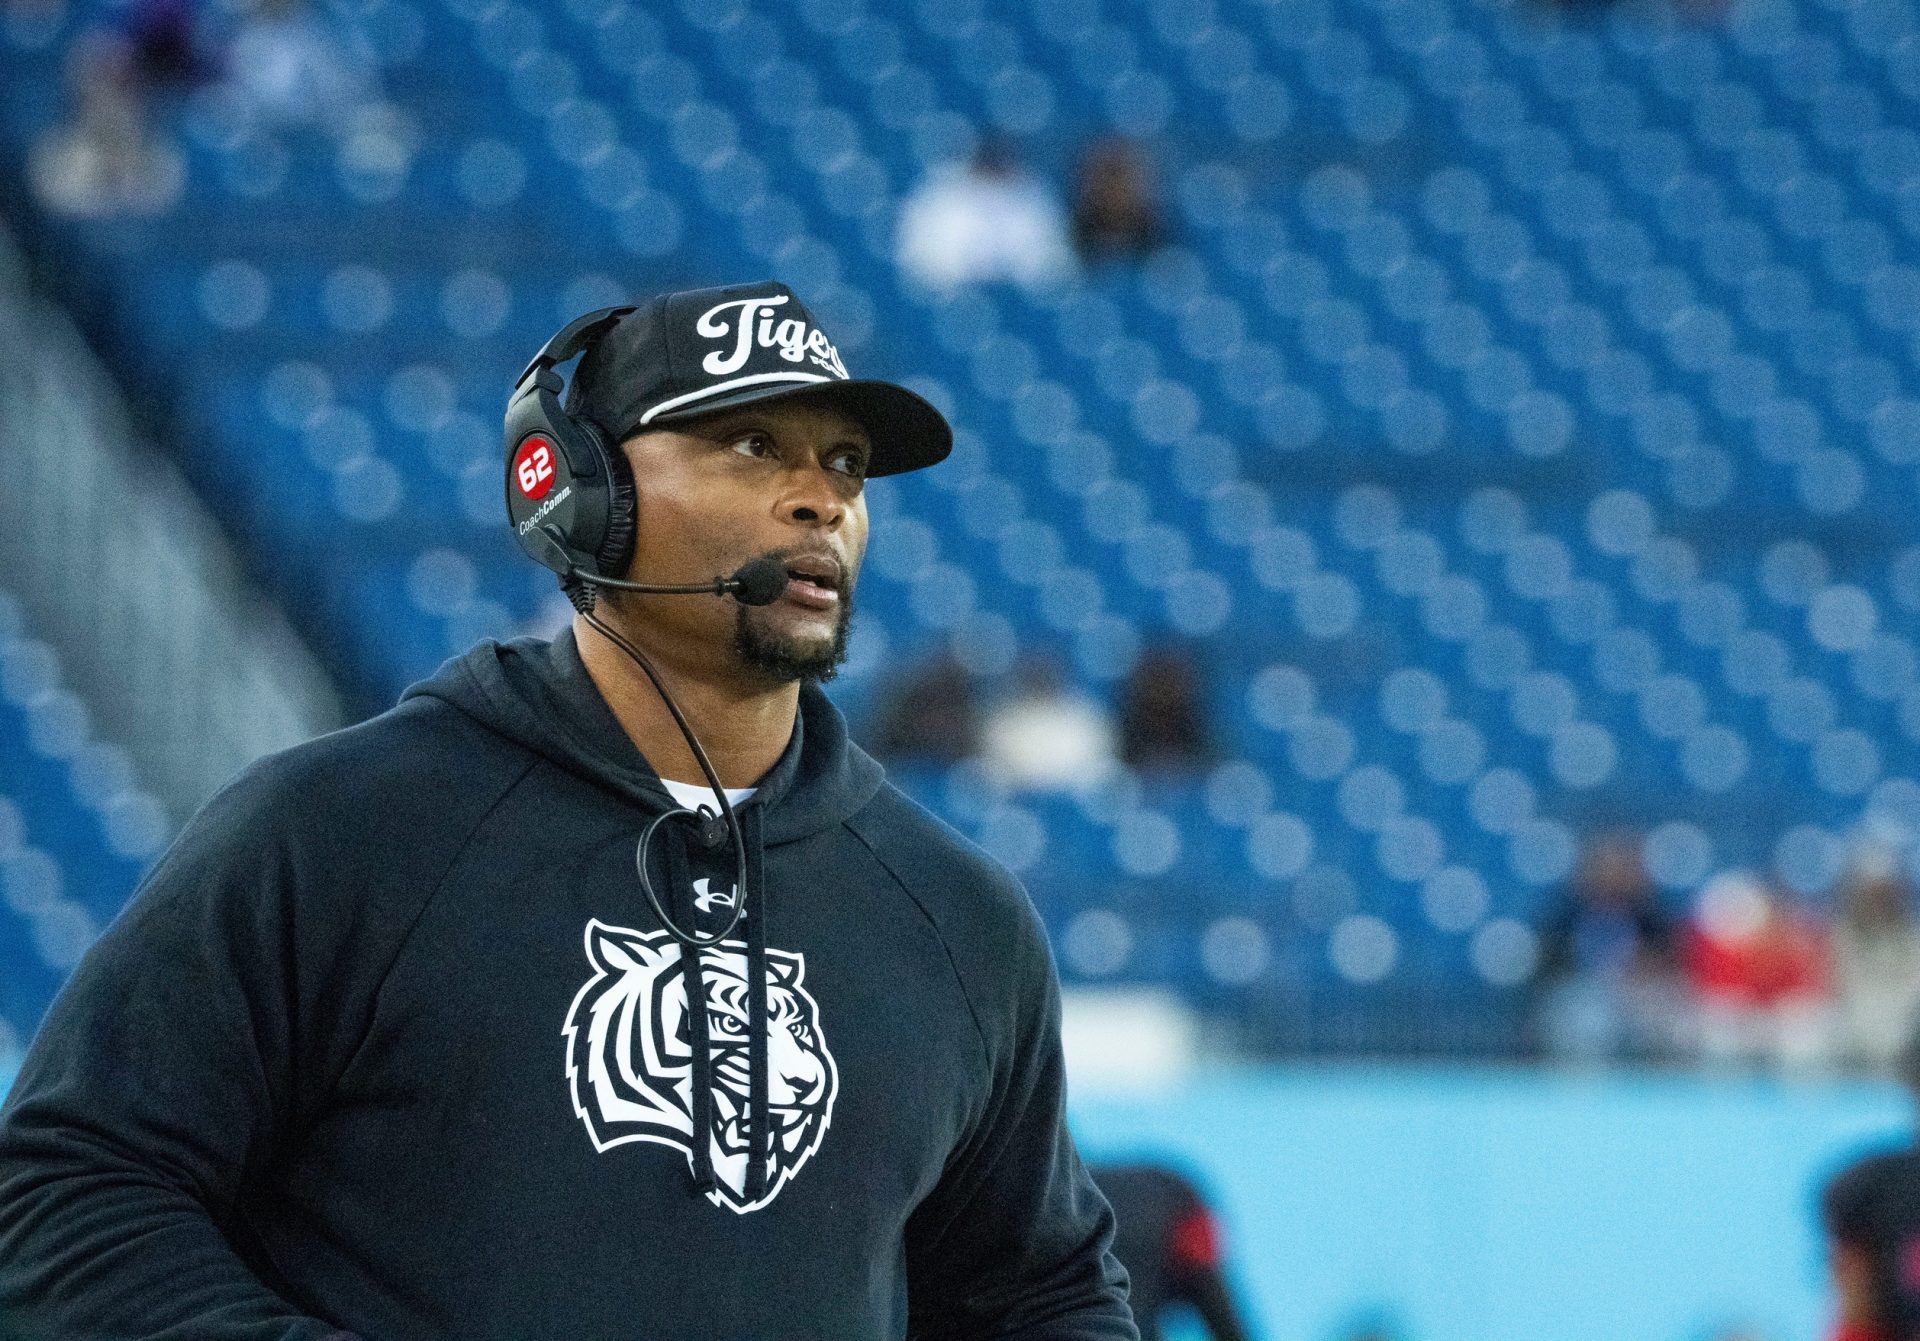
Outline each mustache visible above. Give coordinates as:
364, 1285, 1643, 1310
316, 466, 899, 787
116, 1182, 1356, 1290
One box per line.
751, 545, 853, 594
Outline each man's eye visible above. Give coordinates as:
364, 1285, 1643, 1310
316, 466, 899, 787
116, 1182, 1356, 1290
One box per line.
730, 433, 773, 458
830, 452, 868, 479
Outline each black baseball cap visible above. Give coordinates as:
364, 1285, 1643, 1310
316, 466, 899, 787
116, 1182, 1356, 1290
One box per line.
564, 280, 952, 477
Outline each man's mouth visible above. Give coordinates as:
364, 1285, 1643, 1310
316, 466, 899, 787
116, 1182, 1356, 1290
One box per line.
781, 555, 842, 609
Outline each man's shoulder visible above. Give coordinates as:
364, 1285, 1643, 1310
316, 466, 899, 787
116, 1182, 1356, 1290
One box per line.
191, 693, 530, 858
104, 696, 534, 965
849, 783, 1031, 914
845, 783, 1054, 990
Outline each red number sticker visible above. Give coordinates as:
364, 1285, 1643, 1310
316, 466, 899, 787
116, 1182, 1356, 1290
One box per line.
514, 436, 557, 500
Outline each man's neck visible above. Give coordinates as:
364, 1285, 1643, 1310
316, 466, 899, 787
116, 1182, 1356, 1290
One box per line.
573, 614, 800, 789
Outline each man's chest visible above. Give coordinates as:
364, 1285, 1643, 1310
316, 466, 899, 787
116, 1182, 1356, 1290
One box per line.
301, 826, 984, 1230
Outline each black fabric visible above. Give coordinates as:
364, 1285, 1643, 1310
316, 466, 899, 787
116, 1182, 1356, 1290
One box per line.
1092, 1166, 1250, 1341
563, 279, 953, 477
1826, 1145, 1920, 1339
0, 629, 1134, 1341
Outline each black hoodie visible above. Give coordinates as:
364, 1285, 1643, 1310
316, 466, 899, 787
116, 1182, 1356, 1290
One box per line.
0, 630, 1136, 1341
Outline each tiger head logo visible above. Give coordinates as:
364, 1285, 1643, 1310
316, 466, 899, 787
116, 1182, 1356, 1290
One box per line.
562, 919, 838, 1214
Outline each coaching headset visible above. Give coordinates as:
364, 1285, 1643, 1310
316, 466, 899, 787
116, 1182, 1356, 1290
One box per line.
502, 304, 788, 614
499, 304, 784, 950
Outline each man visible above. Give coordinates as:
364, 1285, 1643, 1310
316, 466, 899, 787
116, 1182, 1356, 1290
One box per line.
0, 280, 1136, 1340
1091, 1163, 1253, 1341
896, 138, 1075, 291
1822, 1031, 1920, 1341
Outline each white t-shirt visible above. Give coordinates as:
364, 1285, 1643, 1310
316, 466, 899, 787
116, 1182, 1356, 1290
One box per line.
660, 778, 757, 814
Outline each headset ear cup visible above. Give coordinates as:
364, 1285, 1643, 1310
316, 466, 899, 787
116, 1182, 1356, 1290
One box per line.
593, 425, 637, 579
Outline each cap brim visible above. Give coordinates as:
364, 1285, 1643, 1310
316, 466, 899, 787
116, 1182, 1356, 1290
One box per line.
646, 379, 953, 477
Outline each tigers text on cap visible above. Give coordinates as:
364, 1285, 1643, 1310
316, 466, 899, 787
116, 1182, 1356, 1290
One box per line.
565, 280, 953, 478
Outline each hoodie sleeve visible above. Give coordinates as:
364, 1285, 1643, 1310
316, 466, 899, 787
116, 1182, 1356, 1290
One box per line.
902, 888, 1136, 1341
0, 768, 367, 1341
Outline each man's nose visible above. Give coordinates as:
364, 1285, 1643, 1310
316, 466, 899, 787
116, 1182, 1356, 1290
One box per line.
783, 468, 845, 527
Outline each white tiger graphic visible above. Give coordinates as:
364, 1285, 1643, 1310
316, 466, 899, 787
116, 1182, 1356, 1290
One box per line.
562, 919, 838, 1214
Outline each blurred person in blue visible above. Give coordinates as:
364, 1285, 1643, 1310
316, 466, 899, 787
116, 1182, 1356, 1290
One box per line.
1528, 832, 1686, 1064
0, 281, 1136, 1340
897, 136, 1076, 291
1821, 1030, 1920, 1341
1091, 1163, 1254, 1341
223, 0, 378, 131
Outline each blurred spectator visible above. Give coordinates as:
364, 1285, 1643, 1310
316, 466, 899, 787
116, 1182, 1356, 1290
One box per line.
1070, 137, 1167, 265
28, 30, 184, 219
1119, 645, 1211, 773
1091, 1162, 1254, 1341
981, 654, 1116, 790
1830, 859, 1920, 1074
224, 0, 377, 131
897, 137, 1075, 291
128, 0, 211, 92
1683, 872, 1831, 1071
1530, 834, 1686, 1064
1822, 1031, 1920, 1341
865, 651, 981, 767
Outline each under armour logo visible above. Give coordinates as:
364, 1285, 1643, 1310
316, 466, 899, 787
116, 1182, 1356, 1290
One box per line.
693, 877, 737, 914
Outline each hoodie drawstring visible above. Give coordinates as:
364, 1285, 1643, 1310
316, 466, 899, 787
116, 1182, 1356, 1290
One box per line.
741, 805, 770, 1203
662, 823, 718, 1196
661, 806, 771, 1203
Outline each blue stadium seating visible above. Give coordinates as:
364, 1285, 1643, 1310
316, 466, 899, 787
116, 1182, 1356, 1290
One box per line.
3, 0, 1919, 1052
0, 590, 168, 1054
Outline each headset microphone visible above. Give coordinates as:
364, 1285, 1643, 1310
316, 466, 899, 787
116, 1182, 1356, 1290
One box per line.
520, 523, 789, 608
574, 553, 790, 607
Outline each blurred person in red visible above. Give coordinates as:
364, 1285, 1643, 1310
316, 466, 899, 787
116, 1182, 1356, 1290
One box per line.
1529, 833, 1686, 1064
1091, 1163, 1254, 1341
1822, 1031, 1920, 1341
1684, 871, 1832, 1070
1831, 857, 1920, 1074
1070, 137, 1167, 266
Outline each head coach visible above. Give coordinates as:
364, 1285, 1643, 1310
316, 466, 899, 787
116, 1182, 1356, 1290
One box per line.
0, 280, 1137, 1341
